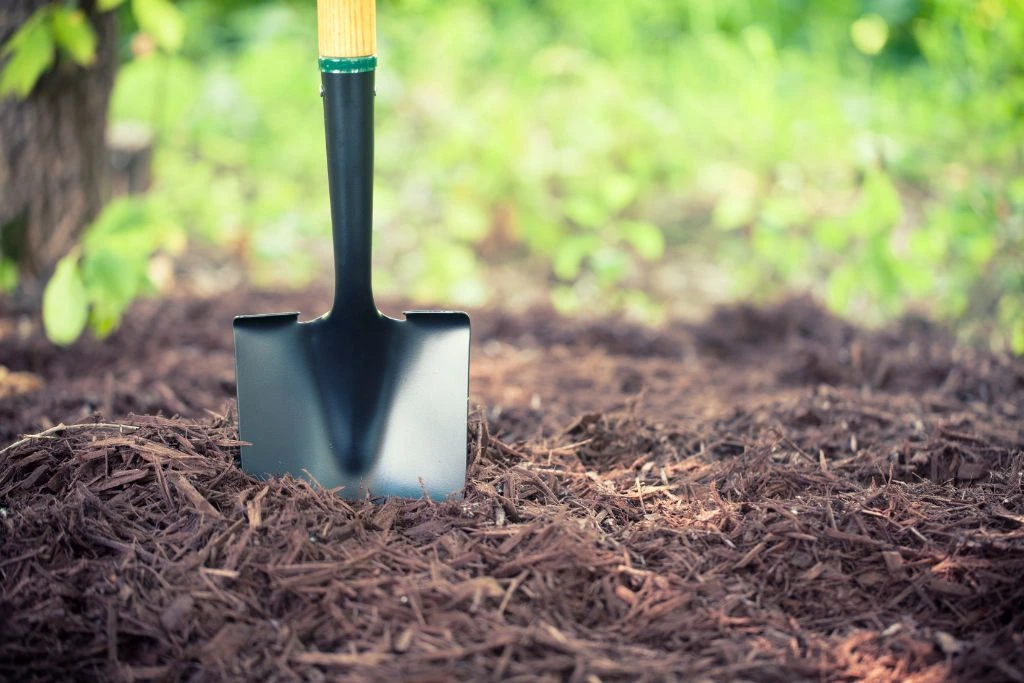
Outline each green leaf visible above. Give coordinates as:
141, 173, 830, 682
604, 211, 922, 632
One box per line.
866, 235, 899, 306
446, 201, 490, 242
0, 259, 17, 293
851, 14, 889, 56
82, 250, 141, 307
82, 198, 160, 257
0, 10, 55, 98
713, 194, 755, 231
157, 221, 188, 256
98, 0, 127, 10
740, 25, 776, 64
601, 173, 638, 214
43, 253, 90, 346
51, 8, 98, 66
423, 240, 478, 281
760, 195, 808, 229
961, 232, 997, 266
89, 297, 123, 339
997, 295, 1024, 355
622, 289, 664, 325
908, 222, 948, 262
550, 285, 580, 315
563, 196, 608, 230
589, 247, 630, 286
132, 0, 185, 52
826, 264, 859, 313
553, 235, 600, 281
850, 171, 903, 235
813, 218, 850, 252
520, 217, 564, 255
893, 256, 935, 297
620, 220, 664, 261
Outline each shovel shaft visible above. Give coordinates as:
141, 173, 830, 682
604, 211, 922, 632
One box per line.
318, 0, 376, 58
323, 69, 376, 317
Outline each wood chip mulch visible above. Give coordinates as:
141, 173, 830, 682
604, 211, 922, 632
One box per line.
1, 294, 1022, 681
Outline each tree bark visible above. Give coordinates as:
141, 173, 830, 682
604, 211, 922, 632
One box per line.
0, 0, 117, 291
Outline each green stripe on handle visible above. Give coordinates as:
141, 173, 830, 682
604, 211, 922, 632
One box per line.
319, 56, 377, 73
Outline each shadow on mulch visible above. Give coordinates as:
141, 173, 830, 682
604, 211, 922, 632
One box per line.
1, 292, 1023, 681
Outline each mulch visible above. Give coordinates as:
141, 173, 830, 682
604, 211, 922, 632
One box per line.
1, 292, 1022, 681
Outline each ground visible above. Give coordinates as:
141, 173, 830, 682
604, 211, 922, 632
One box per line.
0, 291, 1022, 681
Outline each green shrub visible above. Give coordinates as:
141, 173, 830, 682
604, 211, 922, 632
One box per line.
3, 0, 1022, 351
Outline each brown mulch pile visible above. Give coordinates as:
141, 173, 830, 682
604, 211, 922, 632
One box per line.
1, 292, 1023, 681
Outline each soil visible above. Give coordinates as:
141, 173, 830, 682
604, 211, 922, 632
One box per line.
1, 290, 1022, 682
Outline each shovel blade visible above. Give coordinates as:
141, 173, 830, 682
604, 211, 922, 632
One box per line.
233, 310, 470, 500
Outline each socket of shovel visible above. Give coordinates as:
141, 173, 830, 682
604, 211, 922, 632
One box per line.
233, 1, 470, 500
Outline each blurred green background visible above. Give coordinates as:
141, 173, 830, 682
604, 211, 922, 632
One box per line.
5, 0, 1024, 351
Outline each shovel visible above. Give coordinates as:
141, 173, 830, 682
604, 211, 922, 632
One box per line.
233, 0, 470, 500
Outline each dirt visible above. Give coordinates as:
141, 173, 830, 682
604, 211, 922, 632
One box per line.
1, 290, 1022, 681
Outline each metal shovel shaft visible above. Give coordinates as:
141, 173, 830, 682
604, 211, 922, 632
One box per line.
323, 68, 376, 318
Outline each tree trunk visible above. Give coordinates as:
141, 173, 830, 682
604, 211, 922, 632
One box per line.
0, 0, 117, 293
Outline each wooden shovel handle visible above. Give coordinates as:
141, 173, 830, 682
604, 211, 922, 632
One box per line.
318, 0, 376, 58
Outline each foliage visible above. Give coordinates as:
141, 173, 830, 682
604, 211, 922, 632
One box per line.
41, 198, 185, 345
3, 0, 1023, 351
2, 8, 68, 97
0, 0, 184, 98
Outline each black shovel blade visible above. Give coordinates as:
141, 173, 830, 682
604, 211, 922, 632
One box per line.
233, 308, 470, 500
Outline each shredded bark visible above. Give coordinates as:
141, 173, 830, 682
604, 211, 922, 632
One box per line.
1, 293, 1022, 681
